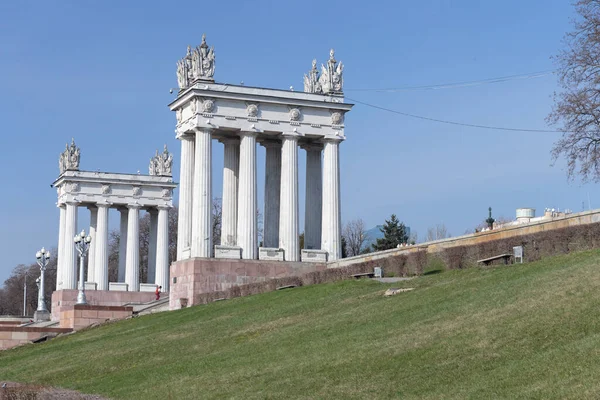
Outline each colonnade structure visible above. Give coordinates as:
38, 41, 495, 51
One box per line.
53, 140, 177, 292
171, 36, 353, 263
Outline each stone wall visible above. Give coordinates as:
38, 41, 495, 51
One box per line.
59, 305, 133, 331
169, 258, 327, 309
51, 290, 156, 321
0, 326, 72, 350
329, 209, 600, 269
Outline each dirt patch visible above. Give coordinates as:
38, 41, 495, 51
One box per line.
0, 381, 109, 399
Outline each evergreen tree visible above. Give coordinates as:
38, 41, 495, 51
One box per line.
372, 214, 409, 251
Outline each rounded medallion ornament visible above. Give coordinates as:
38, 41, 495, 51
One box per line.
203, 99, 215, 113
246, 103, 258, 118
289, 108, 301, 121
331, 111, 343, 125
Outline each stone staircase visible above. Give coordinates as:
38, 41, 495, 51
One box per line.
125, 298, 170, 316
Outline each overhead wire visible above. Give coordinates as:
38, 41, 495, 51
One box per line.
345, 70, 555, 92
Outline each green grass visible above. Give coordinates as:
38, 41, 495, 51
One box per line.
4, 250, 600, 399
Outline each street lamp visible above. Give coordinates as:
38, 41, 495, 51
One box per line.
34, 247, 51, 322
74, 230, 92, 305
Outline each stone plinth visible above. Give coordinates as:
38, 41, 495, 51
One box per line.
140, 283, 158, 292
84, 282, 97, 291
214, 245, 242, 259
301, 249, 328, 263
109, 282, 128, 291
259, 247, 284, 261
51, 289, 155, 321
59, 304, 133, 331
33, 310, 51, 322
169, 258, 326, 310
0, 326, 72, 350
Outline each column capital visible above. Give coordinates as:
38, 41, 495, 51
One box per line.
176, 129, 195, 140
194, 127, 215, 135
65, 200, 80, 206
157, 205, 171, 211
300, 142, 324, 152
218, 136, 240, 145
259, 139, 282, 149
239, 130, 259, 138
281, 131, 302, 140
320, 136, 345, 144
127, 203, 142, 210
96, 203, 111, 209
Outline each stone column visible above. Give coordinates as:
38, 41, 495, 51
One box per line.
63, 202, 78, 290
56, 204, 66, 291
237, 132, 258, 260
220, 138, 240, 246
321, 139, 343, 261
191, 128, 212, 258
262, 140, 281, 248
87, 206, 98, 283
279, 134, 300, 261
155, 206, 170, 291
147, 209, 158, 283
125, 205, 140, 291
303, 144, 323, 250
118, 209, 128, 282
177, 134, 195, 260
95, 204, 110, 291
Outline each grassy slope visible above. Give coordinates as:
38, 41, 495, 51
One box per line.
3, 250, 600, 399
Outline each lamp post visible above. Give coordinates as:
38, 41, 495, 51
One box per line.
34, 247, 51, 322
74, 229, 92, 305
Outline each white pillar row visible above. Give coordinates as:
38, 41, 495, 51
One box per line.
279, 134, 300, 261
148, 209, 158, 283
63, 201, 78, 290
321, 138, 343, 261
56, 205, 66, 291
87, 206, 98, 283
262, 140, 282, 248
155, 206, 170, 291
191, 128, 213, 258
237, 131, 258, 260
303, 144, 323, 250
220, 137, 240, 246
176, 134, 195, 260
95, 204, 110, 291
125, 205, 140, 291
118, 209, 128, 282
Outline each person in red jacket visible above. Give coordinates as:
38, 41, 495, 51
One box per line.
155, 285, 162, 301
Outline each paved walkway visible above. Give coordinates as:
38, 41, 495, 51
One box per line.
373, 277, 415, 283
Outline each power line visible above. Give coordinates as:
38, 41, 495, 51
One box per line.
345, 70, 555, 92
345, 96, 563, 133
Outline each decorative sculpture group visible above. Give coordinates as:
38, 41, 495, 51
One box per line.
149, 145, 173, 177
303, 49, 344, 95
59, 138, 80, 174
176, 34, 215, 91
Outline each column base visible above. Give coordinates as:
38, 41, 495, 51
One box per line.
140, 283, 159, 292
214, 245, 242, 259
33, 310, 51, 322
259, 247, 284, 261
181, 247, 191, 259
109, 282, 129, 291
301, 249, 328, 263
84, 282, 97, 291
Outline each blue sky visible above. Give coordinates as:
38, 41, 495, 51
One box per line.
0, 0, 590, 283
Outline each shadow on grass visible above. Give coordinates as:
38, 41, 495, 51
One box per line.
423, 269, 444, 276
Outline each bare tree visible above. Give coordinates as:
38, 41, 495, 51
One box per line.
343, 218, 369, 257
548, 0, 600, 181
426, 224, 450, 242
213, 197, 222, 246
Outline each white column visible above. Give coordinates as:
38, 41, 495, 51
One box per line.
177, 134, 195, 260
191, 128, 212, 258
321, 139, 343, 260
279, 134, 300, 261
148, 209, 158, 283
125, 205, 140, 291
237, 131, 258, 259
155, 206, 170, 291
262, 140, 281, 248
95, 204, 110, 291
304, 144, 323, 250
63, 202, 78, 289
87, 206, 97, 283
220, 138, 240, 246
118, 209, 128, 282
56, 205, 66, 291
